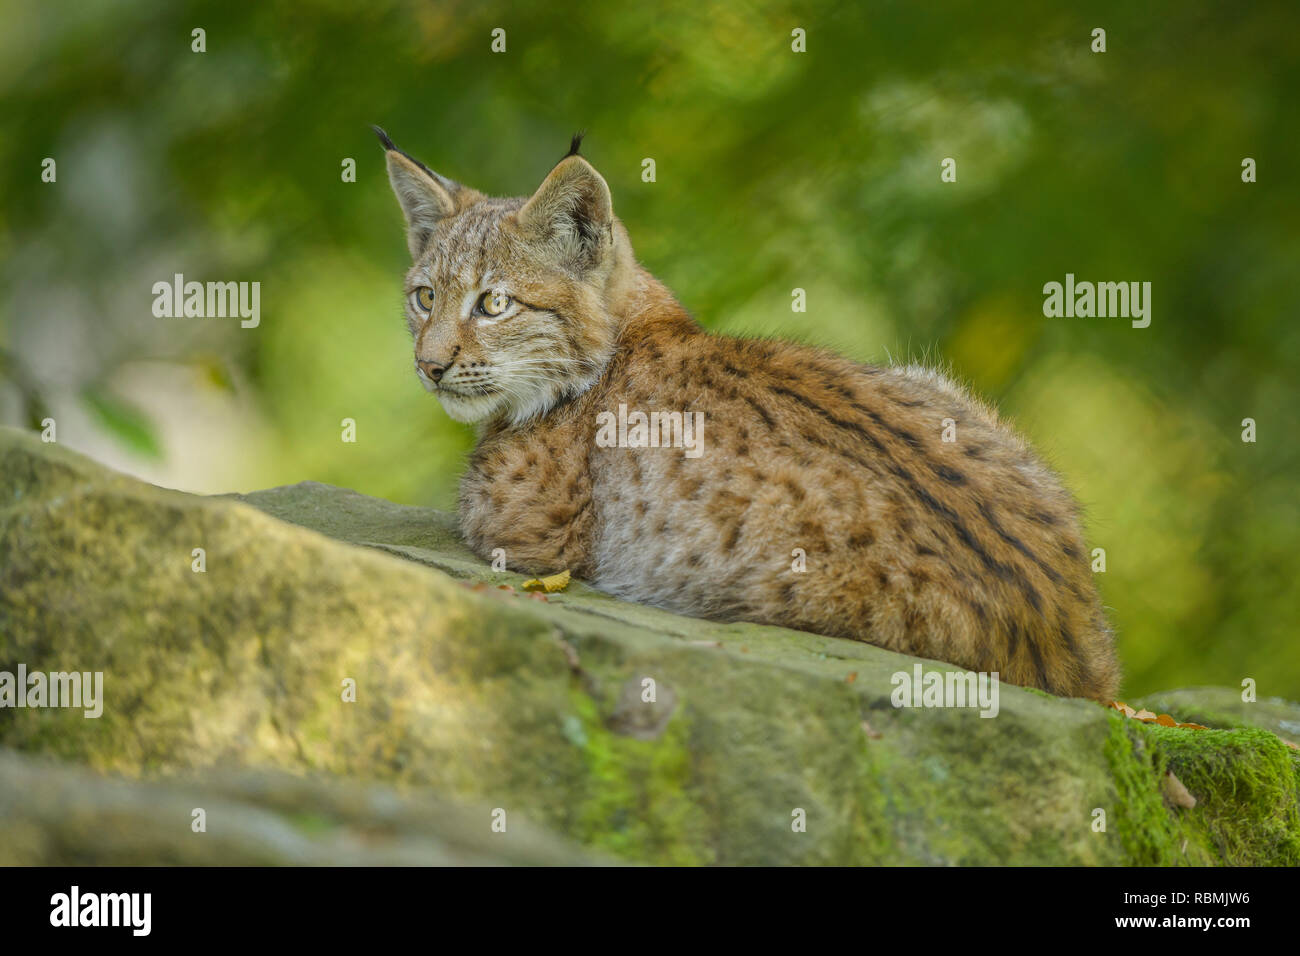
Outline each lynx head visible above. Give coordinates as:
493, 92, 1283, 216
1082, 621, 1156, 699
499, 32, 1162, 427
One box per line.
376, 127, 633, 425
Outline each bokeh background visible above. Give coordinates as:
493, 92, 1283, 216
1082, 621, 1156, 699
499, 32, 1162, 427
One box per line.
2, 0, 1296, 698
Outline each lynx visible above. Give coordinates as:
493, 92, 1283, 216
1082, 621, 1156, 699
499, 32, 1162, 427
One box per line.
376, 127, 1120, 700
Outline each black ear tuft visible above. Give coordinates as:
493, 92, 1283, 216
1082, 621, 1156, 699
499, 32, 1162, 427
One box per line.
373, 126, 445, 184
565, 131, 586, 158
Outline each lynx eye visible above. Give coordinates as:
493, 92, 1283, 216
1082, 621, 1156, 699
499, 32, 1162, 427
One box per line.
478, 291, 512, 317
411, 287, 435, 312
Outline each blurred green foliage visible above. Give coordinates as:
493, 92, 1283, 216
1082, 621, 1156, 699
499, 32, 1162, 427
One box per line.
1, 0, 1296, 697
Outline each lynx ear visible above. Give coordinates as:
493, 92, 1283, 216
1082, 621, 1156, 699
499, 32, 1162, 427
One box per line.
374, 126, 463, 259
517, 139, 613, 270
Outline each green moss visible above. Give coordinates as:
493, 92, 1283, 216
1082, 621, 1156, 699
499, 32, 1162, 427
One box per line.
845, 728, 932, 865
568, 688, 711, 865
1104, 713, 1300, 866
1104, 713, 1182, 864
1144, 725, 1300, 866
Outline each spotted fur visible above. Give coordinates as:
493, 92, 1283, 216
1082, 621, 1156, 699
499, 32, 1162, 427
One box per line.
377, 129, 1120, 700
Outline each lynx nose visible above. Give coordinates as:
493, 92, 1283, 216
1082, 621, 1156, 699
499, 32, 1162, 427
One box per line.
417, 358, 448, 382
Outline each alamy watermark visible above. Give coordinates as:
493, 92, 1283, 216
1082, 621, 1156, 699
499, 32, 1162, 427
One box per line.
890, 664, 999, 718
1042, 273, 1150, 328
50, 886, 150, 936
0, 664, 103, 718
152, 273, 260, 328
595, 403, 704, 458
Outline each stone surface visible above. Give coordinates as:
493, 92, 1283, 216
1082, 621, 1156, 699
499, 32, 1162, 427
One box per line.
0, 748, 602, 865
2, 426, 1297, 865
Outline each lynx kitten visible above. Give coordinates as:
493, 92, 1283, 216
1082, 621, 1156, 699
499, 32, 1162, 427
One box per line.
376, 128, 1120, 700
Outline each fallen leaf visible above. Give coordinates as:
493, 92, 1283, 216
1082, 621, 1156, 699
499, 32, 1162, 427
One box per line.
522, 569, 571, 593
1161, 770, 1197, 810
1106, 701, 1210, 732
845, 672, 858, 684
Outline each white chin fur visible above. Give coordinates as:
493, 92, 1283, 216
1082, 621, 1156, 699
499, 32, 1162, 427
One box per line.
436, 390, 505, 424
429, 373, 599, 427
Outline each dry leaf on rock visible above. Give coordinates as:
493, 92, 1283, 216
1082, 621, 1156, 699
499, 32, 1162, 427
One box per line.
1161, 770, 1197, 810
521, 569, 571, 593
1107, 701, 1209, 731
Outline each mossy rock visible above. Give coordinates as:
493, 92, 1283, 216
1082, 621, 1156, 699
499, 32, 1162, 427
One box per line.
0, 748, 603, 865
1, 426, 1297, 865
